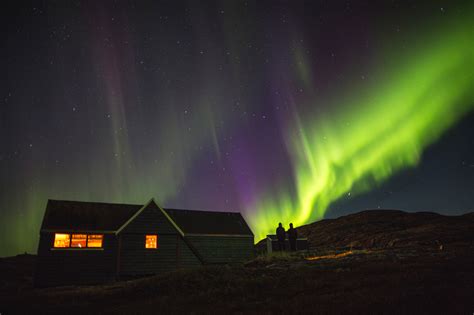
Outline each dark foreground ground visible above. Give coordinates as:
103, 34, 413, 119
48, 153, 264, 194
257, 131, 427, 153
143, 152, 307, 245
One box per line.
1, 210, 474, 314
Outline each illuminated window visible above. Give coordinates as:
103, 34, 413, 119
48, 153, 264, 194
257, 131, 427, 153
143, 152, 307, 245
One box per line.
71, 234, 87, 248
145, 235, 158, 249
87, 234, 103, 248
54, 233, 70, 248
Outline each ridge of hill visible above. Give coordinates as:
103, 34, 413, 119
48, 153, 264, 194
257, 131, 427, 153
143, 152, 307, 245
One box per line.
258, 209, 474, 251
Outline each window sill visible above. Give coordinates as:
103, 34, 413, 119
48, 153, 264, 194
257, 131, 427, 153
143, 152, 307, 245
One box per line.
50, 248, 104, 251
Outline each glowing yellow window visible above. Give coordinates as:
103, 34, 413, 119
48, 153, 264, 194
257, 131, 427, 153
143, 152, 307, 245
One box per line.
71, 234, 87, 248
87, 234, 103, 248
53, 233, 70, 248
145, 235, 157, 249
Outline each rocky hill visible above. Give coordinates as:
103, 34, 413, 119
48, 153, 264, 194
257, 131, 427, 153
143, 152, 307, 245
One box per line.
258, 209, 474, 251
299, 209, 474, 250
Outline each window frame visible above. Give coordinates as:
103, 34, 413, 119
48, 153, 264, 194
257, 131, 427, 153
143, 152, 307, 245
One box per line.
70, 234, 87, 248
87, 234, 104, 248
51, 232, 105, 250
145, 234, 158, 249
53, 233, 71, 248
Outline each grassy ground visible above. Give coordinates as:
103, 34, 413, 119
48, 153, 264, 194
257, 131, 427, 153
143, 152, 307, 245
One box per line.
1, 246, 473, 314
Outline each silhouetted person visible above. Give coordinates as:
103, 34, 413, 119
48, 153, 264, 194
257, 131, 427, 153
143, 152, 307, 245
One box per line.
276, 223, 286, 251
287, 223, 297, 251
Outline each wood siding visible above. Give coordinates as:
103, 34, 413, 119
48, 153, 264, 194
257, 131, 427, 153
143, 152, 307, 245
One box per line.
118, 201, 201, 277
186, 235, 254, 264
34, 233, 117, 287
119, 233, 178, 276
177, 236, 202, 268
120, 201, 177, 234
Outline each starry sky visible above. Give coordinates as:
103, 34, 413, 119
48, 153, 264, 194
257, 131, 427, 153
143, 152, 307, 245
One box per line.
1, 1, 474, 256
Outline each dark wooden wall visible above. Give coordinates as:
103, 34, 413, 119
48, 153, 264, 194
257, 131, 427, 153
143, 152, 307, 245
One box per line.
186, 235, 254, 264
120, 202, 177, 234
119, 234, 179, 276
177, 236, 202, 268
34, 233, 117, 287
118, 202, 202, 277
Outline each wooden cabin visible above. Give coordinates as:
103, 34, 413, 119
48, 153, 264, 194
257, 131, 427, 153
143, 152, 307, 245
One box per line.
34, 198, 254, 287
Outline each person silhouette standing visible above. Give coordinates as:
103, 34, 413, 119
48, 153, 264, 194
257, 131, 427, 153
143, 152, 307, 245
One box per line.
276, 223, 286, 251
287, 223, 297, 251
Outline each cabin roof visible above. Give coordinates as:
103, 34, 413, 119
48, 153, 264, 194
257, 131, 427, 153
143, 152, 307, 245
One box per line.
41, 200, 143, 232
41, 199, 254, 236
164, 208, 254, 236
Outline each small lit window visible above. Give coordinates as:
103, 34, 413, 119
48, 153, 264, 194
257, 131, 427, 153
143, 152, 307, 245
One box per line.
145, 235, 157, 249
71, 234, 87, 248
54, 233, 70, 248
87, 234, 103, 248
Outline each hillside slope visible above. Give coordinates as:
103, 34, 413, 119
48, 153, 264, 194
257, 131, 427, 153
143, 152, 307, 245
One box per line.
256, 209, 474, 251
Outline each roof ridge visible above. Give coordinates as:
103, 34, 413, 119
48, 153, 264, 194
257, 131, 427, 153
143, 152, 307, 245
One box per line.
164, 207, 243, 215
48, 199, 142, 207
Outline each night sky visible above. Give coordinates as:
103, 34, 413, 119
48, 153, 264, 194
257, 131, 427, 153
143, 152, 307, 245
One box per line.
1, 1, 474, 256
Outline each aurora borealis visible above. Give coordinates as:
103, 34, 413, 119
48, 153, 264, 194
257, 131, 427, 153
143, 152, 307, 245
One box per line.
250, 12, 474, 240
1, 1, 474, 256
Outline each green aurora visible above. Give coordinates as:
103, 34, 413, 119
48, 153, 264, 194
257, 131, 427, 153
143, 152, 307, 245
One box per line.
247, 14, 474, 241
